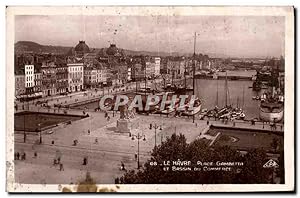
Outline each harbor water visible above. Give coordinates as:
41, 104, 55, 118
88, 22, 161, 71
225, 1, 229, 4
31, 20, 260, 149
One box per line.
72, 79, 264, 120
188, 79, 263, 120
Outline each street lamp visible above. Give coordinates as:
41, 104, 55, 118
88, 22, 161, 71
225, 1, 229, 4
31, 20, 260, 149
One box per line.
131, 133, 146, 169
38, 123, 42, 144
149, 123, 162, 148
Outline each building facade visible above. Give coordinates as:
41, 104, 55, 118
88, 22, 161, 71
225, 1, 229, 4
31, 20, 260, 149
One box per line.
56, 64, 69, 94
154, 57, 161, 76
34, 72, 42, 93
25, 64, 35, 94
84, 67, 97, 88
15, 74, 25, 97
67, 63, 84, 92
41, 62, 57, 96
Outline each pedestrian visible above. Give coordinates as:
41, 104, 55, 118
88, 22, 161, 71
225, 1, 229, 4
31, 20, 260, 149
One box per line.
270, 123, 273, 131
83, 157, 87, 165
16, 152, 20, 160
121, 162, 125, 170
33, 152, 37, 158
59, 163, 64, 171
53, 159, 57, 165
134, 153, 138, 161
107, 116, 110, 121
207, 120, 209, 125
22, 152, 26, 160
57, 157, 61, 164
95, 138, 98, 144
52, 140, 55, 145
88, 129, 90, 135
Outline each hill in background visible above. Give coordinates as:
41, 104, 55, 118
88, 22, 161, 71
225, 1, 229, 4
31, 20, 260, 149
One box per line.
14, 41, 225, 58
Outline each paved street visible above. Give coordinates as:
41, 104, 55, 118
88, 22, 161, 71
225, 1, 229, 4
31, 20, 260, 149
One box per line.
14, 107, 208, 184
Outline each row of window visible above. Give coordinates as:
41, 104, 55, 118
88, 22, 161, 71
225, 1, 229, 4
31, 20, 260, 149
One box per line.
26, 76, 34, 81
26, 82, 33, 87
69, 67, 83, 72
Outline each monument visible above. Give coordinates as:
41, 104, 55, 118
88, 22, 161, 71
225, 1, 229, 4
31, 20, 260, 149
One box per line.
115, 104, 135, 133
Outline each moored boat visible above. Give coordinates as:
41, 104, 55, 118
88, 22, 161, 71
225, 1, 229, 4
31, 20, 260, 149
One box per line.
259, 100, 283, 122
259, 68, 284, 122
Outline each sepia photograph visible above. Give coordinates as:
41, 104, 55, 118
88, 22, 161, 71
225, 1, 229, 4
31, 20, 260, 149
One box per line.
6, 6, 295, 192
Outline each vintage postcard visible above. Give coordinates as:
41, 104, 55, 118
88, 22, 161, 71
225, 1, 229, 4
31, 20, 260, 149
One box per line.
6, 6, 294, 192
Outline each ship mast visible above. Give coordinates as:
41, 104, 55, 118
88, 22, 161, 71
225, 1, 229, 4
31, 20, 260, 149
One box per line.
192, 32, 196, 123
242, 85, 245, 109
184, 61, 187, 89
216, 79, 219, 107
225, 71, 228, 107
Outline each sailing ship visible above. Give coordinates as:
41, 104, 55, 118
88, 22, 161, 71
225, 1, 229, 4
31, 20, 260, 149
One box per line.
209, 72, 246, 120
181, 32, 202, 118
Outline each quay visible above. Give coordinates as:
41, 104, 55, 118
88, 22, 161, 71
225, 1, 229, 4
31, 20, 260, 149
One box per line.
195, 70, 257, 81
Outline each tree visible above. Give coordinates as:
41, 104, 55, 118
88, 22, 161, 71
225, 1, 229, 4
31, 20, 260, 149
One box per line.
234, 149, 273, 184
270, 137, 279, 153
118, 133, 275, 184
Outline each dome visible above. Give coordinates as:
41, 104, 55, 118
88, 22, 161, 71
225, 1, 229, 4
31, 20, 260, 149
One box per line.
106, 44, 119, 56
74, 41, 90, 54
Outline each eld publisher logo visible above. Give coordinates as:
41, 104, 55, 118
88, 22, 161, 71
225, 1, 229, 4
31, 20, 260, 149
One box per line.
263, 159, 279, 168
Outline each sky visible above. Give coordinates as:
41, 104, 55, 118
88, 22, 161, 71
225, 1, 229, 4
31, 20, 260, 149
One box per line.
15, 15, 285, 58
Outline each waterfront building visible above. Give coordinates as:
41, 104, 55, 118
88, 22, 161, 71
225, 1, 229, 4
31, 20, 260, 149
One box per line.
34, 72, 43, 94
166, 58, 185, 79
119, 65, 129, 83
67, 62, 84, 92
127, 67, 132, 81
160, 58, 168, 74
41, 61, 57, 96
132, 63, 144, 81
84, 67, 98, 88
55, 63, 69, 94
145, 61, 155, 78
154, 57, 161, 76
25, 64, 35, 94
15, 72, 25, 97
